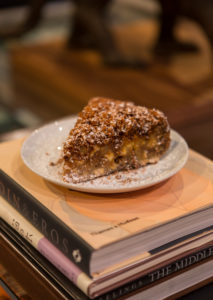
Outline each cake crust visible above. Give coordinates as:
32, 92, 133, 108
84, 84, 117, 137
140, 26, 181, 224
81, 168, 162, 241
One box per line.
63, 98, 170, 183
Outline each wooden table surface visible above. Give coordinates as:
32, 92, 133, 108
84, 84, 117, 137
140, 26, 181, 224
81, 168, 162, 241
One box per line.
7, 18, 213, 159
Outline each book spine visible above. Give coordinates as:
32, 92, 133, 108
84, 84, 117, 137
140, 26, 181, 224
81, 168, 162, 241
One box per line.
0, 196, 92, 296
96, 245, 213, 300
0, 169, 93, 276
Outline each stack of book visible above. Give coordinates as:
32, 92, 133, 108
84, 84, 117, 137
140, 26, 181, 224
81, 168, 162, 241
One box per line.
0, 138, 212, 299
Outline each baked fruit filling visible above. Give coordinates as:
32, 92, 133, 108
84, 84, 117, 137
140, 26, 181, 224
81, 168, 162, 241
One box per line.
62, 98, 170, 183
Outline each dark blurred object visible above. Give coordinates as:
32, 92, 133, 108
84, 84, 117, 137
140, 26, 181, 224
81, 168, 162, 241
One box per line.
0, 0, 128, 66
0, 0, 29, 9
0, 0, 61, 41
1, 0, 213, 66
0, 0, 59, 9
156, 0, 213, 56
0, 104, 25, 134
0, 102, 40, 142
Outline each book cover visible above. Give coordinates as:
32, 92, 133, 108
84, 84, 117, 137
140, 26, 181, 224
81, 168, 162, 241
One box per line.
0, 138, 212, 276
1, 218, 212, 300
1, 195, 212, 298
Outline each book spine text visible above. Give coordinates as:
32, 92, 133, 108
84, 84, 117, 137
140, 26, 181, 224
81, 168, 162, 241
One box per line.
97, 245, 213, 300
0, 169, 93, 276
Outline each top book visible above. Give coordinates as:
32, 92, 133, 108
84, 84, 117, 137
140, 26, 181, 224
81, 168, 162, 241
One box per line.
0, 138, 212, 276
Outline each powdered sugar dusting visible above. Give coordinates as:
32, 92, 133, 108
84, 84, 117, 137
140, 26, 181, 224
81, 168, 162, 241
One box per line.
63, 97, 169, 160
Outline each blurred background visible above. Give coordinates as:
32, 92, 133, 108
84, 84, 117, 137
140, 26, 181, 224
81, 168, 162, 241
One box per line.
0, 0, 213, 159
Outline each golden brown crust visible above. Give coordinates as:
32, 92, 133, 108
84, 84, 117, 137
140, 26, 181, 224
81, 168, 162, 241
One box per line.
63, 98, 169, 158
62, 97, 170, 183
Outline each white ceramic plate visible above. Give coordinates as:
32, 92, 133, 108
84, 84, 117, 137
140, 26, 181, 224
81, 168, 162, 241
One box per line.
21, 116, 189, 193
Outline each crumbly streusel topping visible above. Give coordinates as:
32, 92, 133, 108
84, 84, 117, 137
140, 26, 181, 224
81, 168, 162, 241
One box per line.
63, 97, 169, 158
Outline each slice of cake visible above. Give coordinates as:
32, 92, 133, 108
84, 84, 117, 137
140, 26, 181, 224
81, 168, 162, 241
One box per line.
62, 97, 170, 183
